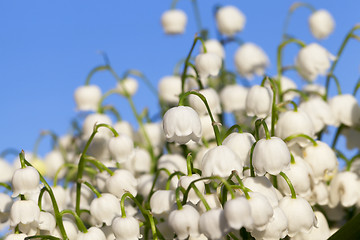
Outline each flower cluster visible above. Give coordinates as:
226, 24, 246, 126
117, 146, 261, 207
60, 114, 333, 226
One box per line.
1, 2, 360, 240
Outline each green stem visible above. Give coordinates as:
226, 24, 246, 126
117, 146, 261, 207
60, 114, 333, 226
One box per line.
276, 100, 298, 112
60, 209, 88, 233
83, 181, 101, 198
84, 65, 110, 85
325, 24, 360, 98
0, 182, 11, 191
25, 236, 61, 240
181, 36, 207, 94
290, 153, 296, 164
75, 123, 118, 215
53, 163, 77, 187
284, 133, 317, 146
97, 89, 121, 113
255, 119, 270, 140
179, 90, 222, 146
20, 151, 68, 240
277, 38, 306, 102
165, 171, 185, 190
347, 154, 360, 171
187, 62, 204, 89
84, 157, 114, 176
281, 88, 309, 101
282, 2, 315, 40
232, 171, 250, 199
37, 187, 47, 211
186, 153, 193, 176
147, 168, 171, 203
121, 192, 158, 240
249, 142, 257, 177
279, 172, 296, 199
222, 124, 243, 141
175, 187, 183, 210
331, 124, 344, 149
324, 73, 342, 100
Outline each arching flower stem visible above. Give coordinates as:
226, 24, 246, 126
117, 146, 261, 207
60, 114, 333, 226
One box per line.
278, 172, 297, 199
284, 133, 317, 146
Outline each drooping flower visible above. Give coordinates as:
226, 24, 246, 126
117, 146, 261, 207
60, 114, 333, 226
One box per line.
194, 53, 222, 81
11, 166, 40, 198
161, 9, 187, 34
223, 196, 252, 230
111, 216, 141, 240
108, 134, 135, 163
215, 5, 246, 36
200, 39, 225, 59
199, 209, 230, 239
158, 75, 182, 105
245, 85, 272, 118
90, 193, 121, 226
162, 106, 202, 144
220, 84, 248, 113
309, 9, 335, 39
329, 94, 360, 127
295, 43, 335, 82
77, 227, 106, 240
234, 43, 269, 80
116, 77, 139, 96
168, 204, 201, 240
188, 88, 222, 116
74, 85, 102, 112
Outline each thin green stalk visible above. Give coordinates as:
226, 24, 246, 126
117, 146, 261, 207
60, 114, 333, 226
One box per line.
84, 65, 110, 85
181, 36, 207, 94
281, 88, 309, 101
75, 124, 118, 215
84, 157, 114, 176
347, 154, 360, 171
284, 133, 317, 146
179, 90, 222, 145
53, 163, 77, 187
20, 151, 68, 240
277, 38, 306, 102
186, 153, 193, 176
37, 187, 47, 211
147, 168, 171, 203
324, 73, 342, 100
279, 172, 296, 199
249, 142, 257, 177
25, 236, 61, 240
165, 171, 185, 190
325, 24, 360, 98
232, 171, 250, 199
121, 192, 158, 240
222, 124, 243, 141
175, 187, 183, 210
60, 209, 88, 233
97, 89, 122, 113
0, 182, 11, 191
187, 62, 204, 89
83, 181, 101, 198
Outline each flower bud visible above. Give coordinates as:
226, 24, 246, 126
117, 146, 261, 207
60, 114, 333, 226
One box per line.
309, 9, 335, 39
74, 85, 102, 112
161, 9, 187, 34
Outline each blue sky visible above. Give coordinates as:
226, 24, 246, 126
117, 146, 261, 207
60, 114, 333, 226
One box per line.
0, 0, 359, 159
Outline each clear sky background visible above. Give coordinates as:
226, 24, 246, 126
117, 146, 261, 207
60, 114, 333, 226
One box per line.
1, 0, 359, 160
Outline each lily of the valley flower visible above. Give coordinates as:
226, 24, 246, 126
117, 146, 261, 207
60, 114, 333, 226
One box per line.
309, 9, 335, 40
215, 5, 246, 36
161, 9, 187, 34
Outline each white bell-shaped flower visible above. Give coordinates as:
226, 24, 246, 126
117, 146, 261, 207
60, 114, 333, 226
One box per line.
303, 141, 338, 183
279, 196, 317, 237
243, 176, 279, 208
277, 156, 314, 198
150, 190, 175, 217
108, 134, 135, 163
200, 39, 225, 59
201, 145, 243, 179
220, 84, 248, 113
136, 174, 154, 199
309, 9, 335, 40
329, 94, 360, 127
0, 193, 12, 223
10, 200, 40, 231
196, 193, 222, 214
188, 88, 221, 116
215, 5, 246, 36
123, 148, 151, 175
253, 137, 291, 176
168, 204, 201, 239
74, 85, 102, 112
158, 75, 182, 105
234, 43, 269, 80
299, 96, 336, 132
113, 121, 134, 139
82, 113, 113, 139
295, 43, 335, 82
307, 181, 329, 206
329, 171, 360, 208
224, 196, 252, 230
77, 227, 106, 240
199, 208, 230, 239
194, 53, 222, 81
223, 132, 256, 167
38, 211, 56, 234
245, 85, 272, 118
251, 207, 288, 240
44, 150, 65, 179
106, 169, 137, 198
161, 9, 187, 34
116, 77, 138, 96
111, 216, 141, 240
90, 193, 120, 226
179, 174, 205, 205
162, 106, 202, 144
0, 158, 14, 182
246, 192, 274, 232
275, 110, 315, 147
137, 122, 165, 156
11, 166, 40, 197
292, 211, 330, 240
